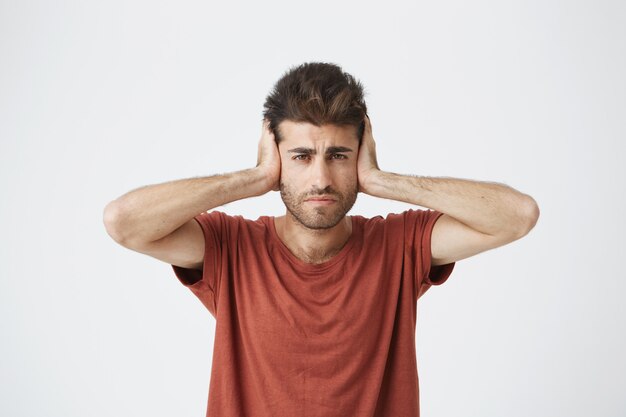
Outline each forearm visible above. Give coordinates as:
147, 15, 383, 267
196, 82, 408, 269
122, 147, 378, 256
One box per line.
365, 171, 538, 237
103, 167, 270, 245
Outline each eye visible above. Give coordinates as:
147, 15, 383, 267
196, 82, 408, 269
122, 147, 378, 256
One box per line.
330, 154, 347, 160
293, 154, 310, 161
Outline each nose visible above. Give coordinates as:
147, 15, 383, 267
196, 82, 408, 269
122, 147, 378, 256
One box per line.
310, 157, 332, 191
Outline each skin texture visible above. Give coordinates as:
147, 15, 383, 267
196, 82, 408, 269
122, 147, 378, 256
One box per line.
105, 114, 538, 271
261, 116, 539, 266
270, 120, 363, 264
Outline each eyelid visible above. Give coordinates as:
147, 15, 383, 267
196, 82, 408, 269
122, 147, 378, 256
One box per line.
292, 153, 347, 161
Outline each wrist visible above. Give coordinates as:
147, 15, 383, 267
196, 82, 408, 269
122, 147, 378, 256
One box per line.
360, 169, 385, 196
251, 166, 278, 195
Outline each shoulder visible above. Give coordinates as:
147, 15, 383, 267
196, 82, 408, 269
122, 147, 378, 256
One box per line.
357, 209, 440, 240
357, 209, 431, 227
195, 210, 271, 237
356, 211, 405, 239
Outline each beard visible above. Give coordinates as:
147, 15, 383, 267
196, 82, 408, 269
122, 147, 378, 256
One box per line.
279, 181, 358, 230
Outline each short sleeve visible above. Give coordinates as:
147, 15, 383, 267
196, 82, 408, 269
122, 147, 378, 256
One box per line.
404, 209, 456, 299
171, 211, 225, 317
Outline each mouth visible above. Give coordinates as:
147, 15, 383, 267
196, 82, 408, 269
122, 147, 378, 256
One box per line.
305, 196, 337, 205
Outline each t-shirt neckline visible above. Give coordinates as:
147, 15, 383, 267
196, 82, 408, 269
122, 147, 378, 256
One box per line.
266, 215, 360, 272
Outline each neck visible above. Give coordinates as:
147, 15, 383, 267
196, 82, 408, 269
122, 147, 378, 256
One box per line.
274, 213, 353, 264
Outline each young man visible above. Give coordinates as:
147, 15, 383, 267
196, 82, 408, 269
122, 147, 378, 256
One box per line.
103, 62, 539, 417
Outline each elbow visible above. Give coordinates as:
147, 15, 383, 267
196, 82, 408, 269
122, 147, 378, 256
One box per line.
516, 196, 540, 238
103, 201, 126, 243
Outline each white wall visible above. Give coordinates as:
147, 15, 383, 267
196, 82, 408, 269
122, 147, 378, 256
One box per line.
1, 0, 624, 416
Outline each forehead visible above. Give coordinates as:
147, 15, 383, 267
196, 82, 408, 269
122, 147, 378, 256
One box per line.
278, 120, 358, 147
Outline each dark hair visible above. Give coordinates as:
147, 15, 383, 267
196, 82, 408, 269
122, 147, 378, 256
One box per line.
262, 62, 368, 143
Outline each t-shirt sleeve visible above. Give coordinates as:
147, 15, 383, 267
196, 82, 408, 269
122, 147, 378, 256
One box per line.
170, 210, 225, 317
404, 208, 456, 299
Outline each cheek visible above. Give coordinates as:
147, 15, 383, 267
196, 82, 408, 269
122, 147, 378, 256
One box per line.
278, 169, 299, 190
339, 164, 358, 181
281, 160, 302, 175
281, 162, 313, 187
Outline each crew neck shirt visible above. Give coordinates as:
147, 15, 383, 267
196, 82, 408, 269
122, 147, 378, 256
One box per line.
171, 208, 456, 416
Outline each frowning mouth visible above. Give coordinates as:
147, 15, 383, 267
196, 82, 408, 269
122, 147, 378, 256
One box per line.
305, 196, 337, 204
305, 195, 336, 201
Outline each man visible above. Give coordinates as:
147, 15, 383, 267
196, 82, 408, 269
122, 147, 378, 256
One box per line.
103, 62, 539, 417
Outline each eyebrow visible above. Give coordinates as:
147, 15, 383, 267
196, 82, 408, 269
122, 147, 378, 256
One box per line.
287, 146, 354, 155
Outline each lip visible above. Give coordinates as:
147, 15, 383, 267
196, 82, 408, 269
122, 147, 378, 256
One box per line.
305, 196, 337, 204
305, 196, 336, 201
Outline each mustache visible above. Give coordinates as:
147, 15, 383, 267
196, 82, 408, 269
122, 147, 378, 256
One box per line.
305, 187, 340, 198
279, 182, 351, 199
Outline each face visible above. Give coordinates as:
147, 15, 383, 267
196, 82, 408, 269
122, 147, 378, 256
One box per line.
277, 120, 359, 230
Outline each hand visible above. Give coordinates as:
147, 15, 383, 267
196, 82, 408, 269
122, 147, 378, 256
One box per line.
256, 119, 281, 192
357, 114, 381, 194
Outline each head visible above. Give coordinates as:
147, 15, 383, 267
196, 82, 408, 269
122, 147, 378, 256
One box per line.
262, 62, 368, 230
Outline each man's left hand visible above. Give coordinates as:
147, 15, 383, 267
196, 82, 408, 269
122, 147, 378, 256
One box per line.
357, 114, 381, 194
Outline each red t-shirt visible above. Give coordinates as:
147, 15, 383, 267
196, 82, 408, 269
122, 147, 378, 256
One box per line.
171, 209, 455, 417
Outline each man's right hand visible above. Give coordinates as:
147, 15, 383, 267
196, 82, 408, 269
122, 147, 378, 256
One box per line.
256, 119, 281, 192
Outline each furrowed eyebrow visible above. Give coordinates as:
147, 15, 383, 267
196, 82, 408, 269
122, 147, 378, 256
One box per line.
287, 147, 315, 154
325, 146, 353, 154
286, 146, 354, 154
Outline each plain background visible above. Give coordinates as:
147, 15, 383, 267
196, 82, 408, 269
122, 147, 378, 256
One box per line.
1, 0, 625, 416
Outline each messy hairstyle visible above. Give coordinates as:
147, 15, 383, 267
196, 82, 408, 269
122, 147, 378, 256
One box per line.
262, 62, 368, 144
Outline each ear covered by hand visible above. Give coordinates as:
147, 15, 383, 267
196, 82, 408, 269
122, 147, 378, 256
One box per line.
256, 119, 281, 192
357, 114, 381, 194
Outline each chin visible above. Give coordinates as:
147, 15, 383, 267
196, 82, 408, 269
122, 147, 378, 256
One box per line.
279, 182, 358, 230
289, 207, 347, 230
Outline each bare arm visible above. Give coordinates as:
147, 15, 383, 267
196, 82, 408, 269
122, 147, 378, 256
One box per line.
357, 115, 540, 266
103, 119, 280, 249
363, 172, 538, 239
104, 168, 269, 246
